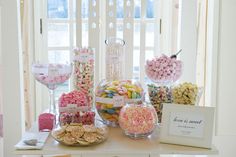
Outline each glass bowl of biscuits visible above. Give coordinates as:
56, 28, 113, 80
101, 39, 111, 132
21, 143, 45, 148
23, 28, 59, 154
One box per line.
51, 119, 108, 146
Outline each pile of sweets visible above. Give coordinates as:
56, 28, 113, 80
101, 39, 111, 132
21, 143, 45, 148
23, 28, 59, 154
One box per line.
32, 63, 71, 89
74, 48, 94, 107
145, 54, 182, 83
148, 84, 172, 122
172, 82, 199, 105
119, 103, 157, 135
59, 90, 88, 107
59, 90, 95, 125
95, 80, 144, 124
59, 112, 95, 126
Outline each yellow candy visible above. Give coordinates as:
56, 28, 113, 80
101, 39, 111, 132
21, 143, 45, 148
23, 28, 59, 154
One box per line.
172, 82, 199, 105
107, 86, 116, 91
101, 94, 107, 98
127, 91, 132, 98
106, 104, 113, 108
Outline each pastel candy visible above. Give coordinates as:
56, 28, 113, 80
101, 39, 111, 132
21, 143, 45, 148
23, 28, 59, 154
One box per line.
74, 48, 94, 108
119, 103, 157, 136
59, 90, 88, 108
32, 63, 72, 90
95, 80, 144, 126
145, 54, 182, 84
172, 82, 199, 105
148, 84, 172, 123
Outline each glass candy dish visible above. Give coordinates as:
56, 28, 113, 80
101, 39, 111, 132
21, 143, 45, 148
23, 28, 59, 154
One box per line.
119, 102, 158, 139
145, 53, 182, 85
32, 63, 72, 114
95, 80, 144, 127
51, 120, 108, 146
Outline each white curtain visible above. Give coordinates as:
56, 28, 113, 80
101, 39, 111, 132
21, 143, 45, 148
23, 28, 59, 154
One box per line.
0, 5, 3, 137
21, 0, 35, 129
0, 65, 3, 137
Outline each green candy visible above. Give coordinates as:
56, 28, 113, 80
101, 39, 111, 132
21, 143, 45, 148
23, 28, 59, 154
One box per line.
132, 92, 137, 99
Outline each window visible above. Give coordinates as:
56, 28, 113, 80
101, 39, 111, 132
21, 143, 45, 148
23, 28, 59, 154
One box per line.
38, 0, 162, 101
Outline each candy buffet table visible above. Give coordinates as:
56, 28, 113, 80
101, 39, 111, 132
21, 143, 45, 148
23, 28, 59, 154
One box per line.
14, 127, 218, 157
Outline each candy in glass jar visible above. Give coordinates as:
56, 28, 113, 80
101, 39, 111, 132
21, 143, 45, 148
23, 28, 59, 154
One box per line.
73, 48, 94, 107
145, 53, 182, 84
58, 90, 95, 126
95, 80, 144, 127
105, 37, 125, 80
172, 82, 202, 105
148, 84, 172, 123
119, 102, 158, 139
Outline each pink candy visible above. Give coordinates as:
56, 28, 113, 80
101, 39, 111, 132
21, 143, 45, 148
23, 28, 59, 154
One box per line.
119, 104, 157, 135
38, 113, 56, 131
59, 90, 88, 108
32, 63, 72, 90
145, 54, 182, 84
74, 48, 94, 108
59, 111, 95, 126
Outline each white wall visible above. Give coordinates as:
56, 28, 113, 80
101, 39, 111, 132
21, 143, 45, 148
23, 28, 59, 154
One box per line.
1, 1, 24, 157
179, 0, 198, 83
214, 0, 236, 135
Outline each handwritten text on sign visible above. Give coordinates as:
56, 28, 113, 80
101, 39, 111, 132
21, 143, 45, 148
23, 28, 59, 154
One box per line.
169, 112, 205, 138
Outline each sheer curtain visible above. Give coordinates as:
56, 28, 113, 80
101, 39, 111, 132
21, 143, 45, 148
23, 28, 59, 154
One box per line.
0, 5, 2, 137
21, 0, 35, 129
0, 66, 2, 137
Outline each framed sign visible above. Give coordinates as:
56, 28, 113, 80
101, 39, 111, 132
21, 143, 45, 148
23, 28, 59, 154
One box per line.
160, 103, 215, 149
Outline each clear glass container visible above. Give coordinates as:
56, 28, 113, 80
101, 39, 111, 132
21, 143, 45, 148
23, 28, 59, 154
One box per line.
145, 54, 182, 85
148, 84, 172, 123
172, 82, 203, 105
95, 80, 144, 127
58, 90, 95, 126
32, 63, 72, 114
59, 111, 95, 126
73, 47, 94, 108
119, 102, 158, 139
51, 119, 108, 146
105, 37, 125, 80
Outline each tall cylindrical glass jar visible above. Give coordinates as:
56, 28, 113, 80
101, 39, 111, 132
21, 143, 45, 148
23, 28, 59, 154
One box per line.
73, 48, 94, 108
105, 37, 125, 80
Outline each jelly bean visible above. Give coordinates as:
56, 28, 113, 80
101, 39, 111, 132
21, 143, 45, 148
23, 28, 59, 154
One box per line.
107, 109, 116, 114
148, 84, 172, 123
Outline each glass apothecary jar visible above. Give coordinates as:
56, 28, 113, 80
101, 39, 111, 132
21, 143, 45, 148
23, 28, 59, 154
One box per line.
105, 37, 125, 80
148, 84, 172, 123
73, 47, 94, 108
119, 102, 158, 139
95, 80, 144, 127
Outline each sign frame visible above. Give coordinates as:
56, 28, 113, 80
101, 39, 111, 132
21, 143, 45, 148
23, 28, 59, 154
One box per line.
160, 103, 215, 149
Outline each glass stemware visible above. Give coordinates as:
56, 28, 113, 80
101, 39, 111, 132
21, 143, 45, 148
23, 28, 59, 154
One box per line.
32, 63, 72, 114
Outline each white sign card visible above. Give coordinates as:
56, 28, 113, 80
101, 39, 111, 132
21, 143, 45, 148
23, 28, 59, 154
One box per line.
160, 103, 215, 149
168, 112, 205, 138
